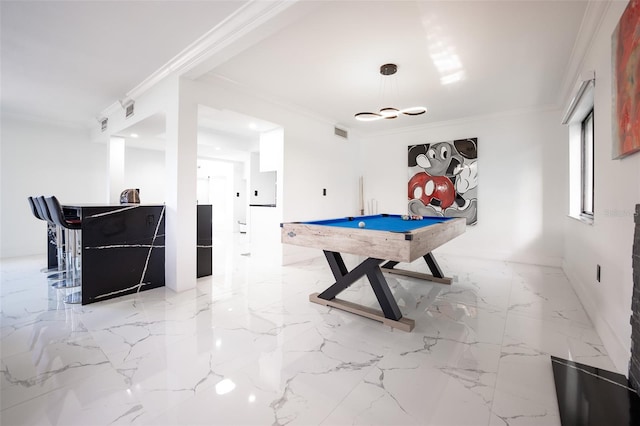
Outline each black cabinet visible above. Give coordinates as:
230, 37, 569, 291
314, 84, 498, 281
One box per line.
70, 204, 166, 305
197, 205, 212, 278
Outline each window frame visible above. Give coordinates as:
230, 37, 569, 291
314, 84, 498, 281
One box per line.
580, 108, 594, 219
563, 73, 595, 224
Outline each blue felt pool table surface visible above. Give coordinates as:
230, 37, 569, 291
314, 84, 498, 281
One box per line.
302, 214, 453, 233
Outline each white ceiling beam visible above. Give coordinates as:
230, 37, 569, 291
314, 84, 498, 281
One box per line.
97, 0, 300, 121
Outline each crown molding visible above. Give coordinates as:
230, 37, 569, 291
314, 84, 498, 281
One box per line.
557, 0, 611, 109
362, 104, 562, 139
98, 0, 298, 121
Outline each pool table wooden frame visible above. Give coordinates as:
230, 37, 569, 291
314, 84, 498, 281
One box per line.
281, 214, 465, 331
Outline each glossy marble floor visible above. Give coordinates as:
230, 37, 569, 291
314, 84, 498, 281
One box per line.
1, 234, 616, 425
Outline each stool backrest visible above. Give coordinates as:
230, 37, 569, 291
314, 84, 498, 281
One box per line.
36, 196, 54, 224
44, 196, 67, 229
28, 196, 44, 221
44, 196, 81, 230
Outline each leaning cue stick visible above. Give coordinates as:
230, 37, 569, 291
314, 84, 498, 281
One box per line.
359, 176, 364, 215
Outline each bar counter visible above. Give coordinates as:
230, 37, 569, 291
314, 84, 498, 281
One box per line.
49, 203, 213, 305
63, 203, 166, 304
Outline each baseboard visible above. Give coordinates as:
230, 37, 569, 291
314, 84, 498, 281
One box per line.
562, 259, 630, 374
437, 248, 563, 268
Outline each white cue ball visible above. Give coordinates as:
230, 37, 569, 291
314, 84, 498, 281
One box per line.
358, 221, 365, 228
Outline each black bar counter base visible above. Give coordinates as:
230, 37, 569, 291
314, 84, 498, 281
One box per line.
52, 203, 212, 305
551, 356, 640, 425
76, 204, 166, 305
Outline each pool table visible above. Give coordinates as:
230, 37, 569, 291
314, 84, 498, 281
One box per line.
281, 214, 466, 331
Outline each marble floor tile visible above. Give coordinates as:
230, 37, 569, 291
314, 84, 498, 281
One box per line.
323, 346, 498, 426
507, 266, 592, 328
0, 236, 620, 425
0, 368, 144, 426
501, 312, 614, 371
490, 354, 561, 426
1, 332, 112, 411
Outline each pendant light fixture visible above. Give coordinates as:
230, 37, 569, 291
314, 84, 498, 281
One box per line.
355, 63, 427, 122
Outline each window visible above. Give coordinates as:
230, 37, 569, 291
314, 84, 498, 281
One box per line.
563, 71, 594, 223
581, 109, 594, 218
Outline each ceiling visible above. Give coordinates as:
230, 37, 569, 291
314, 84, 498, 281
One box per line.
205, 0, 588, 131
1, 0, 592, 137
0, 0, 249, 126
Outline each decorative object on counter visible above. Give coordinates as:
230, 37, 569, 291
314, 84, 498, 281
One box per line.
120, 188, 140, 204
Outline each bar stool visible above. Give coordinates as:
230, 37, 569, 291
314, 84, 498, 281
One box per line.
34, 196, 70, 281
29, 196, 64, 274
27, 196, 43, 221
43, 196, 82, 304
37, 196, 81, 302
28, 196, 52, 273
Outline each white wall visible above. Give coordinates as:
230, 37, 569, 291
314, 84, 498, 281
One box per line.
562, 1, 638, 374
0, 115, 107, 257
197, 158, 235, 233
124, 146, 166, 203
234, 163, 247, 231
361, 108, 567, 266
250, 152, 277, 205
189, 78, 361, 264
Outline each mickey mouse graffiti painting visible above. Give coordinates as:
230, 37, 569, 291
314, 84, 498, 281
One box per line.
407, 138, 478, 225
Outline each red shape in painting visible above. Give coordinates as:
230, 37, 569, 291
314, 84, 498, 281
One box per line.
614, 0, 640, 158
408, 172, 456, 209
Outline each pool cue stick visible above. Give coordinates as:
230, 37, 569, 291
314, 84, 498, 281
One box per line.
359, 176, 364, 215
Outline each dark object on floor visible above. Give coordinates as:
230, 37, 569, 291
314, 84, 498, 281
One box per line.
551, 356, 640, 425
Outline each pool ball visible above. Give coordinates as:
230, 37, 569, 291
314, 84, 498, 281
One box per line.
358, 221, 365, 228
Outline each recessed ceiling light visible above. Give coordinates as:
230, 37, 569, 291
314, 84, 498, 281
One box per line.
130, 133, 139, 138
215, 147, 221, 151
249, 123, 257, 130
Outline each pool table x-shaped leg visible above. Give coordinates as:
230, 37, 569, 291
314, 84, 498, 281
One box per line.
317, 250, 403, 321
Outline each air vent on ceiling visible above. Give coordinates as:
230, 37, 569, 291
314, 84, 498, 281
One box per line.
100, 118, 108, 132
334, 126, 348, 139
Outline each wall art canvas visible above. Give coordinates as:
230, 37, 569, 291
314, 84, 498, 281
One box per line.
408, 138, 478, 225
612, 0, 640, 159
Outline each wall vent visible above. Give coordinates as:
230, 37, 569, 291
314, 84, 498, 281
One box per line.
100, 118, 108, 132
334, 126, 348, 139
125, 102, 135, 119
